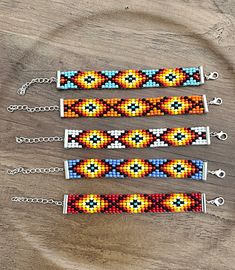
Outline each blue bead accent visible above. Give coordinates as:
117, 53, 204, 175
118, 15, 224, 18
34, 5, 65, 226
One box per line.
59, 67, 202, 89
66, 159, 204, 180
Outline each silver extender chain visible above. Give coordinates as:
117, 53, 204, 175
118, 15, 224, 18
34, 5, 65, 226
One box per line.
15, 136, 63, 144
11, 196, 63, 206
7, 104, 59, 113
7, 166, 64, 175
17, 77, 57, 96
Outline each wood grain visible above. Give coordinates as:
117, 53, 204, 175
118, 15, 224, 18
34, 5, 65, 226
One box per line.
0, 0, 235, 269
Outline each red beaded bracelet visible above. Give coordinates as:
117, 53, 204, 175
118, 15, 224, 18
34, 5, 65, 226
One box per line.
7, 95, 222, 118
11, 193, 225, 215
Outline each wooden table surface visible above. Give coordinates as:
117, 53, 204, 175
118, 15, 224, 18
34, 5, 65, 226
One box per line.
0, 1, 234, 269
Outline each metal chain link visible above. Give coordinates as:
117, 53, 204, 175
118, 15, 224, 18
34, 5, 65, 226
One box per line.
11, 196, 63, 206
7, 104, 59, 113
16, 136, 63, 144
17, 77, 57, 96
7, 166, 64, 175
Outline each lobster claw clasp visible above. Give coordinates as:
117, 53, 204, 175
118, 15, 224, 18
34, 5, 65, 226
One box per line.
215, 131, 228, 141
207, 197, 225, 206
205, 72, 219, 80
208, 169, 226, 178
208, 97, 223, 105
210, 131, 228, 141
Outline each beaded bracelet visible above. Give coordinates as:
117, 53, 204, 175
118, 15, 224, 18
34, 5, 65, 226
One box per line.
15, 126, 227, 149
17, 66, 218, 95
11, 193, 224, 214
7, 159, 226, 180
7, 95, 222, 118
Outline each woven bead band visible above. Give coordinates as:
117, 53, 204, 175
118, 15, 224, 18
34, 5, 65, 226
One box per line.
64, 159, 207, 180
63, 192, 205, 214
60, 95, 207, 118
57, 67, 203, 90
64, 126, 210, 149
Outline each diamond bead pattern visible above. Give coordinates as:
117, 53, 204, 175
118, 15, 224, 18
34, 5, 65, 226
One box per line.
61, 96, 205, 118
65, 127, 209, 149
65, 159, 204, 180
58, 67, 202, 90
65, 193, 203, 214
